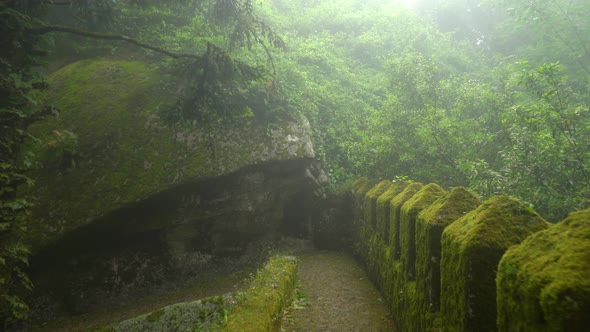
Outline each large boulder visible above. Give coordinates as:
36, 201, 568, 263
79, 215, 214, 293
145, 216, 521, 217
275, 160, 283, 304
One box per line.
21, 58, 324, 318
23, 58, 317, 251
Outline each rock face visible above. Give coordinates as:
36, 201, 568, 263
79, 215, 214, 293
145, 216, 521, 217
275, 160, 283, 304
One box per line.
22, 58, 325, 316
24, 58, 317, 250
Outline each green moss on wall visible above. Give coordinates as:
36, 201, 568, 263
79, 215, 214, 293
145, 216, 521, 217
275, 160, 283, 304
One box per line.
352, 177, 370, 192
21, 58, 315, 251
389, 183, 423, 260
365, 180, 393, 230
440, 195, 549, 332
399, 183, 446, 283
352, 178, 378, 260
367, 180, 408, 288
222, 255, 298, 332
415, 187, 481, 330
497, 209, 590, 332
376, 181, 409, 244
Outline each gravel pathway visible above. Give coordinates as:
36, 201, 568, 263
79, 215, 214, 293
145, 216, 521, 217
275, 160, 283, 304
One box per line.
281, 251, 395, 332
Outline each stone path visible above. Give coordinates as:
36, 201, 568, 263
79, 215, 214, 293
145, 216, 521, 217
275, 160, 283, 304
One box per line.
281, 251, 395, 332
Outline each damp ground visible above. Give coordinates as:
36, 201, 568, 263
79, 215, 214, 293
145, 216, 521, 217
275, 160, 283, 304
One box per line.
281, 251, 395, 332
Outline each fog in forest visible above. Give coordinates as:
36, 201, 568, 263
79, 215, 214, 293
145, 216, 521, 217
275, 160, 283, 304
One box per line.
1, 1, 589, 331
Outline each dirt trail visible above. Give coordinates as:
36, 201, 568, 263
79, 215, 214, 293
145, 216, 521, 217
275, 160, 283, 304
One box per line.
282, 251, 395, 332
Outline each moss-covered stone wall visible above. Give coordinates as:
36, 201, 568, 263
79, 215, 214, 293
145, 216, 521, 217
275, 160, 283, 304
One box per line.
496, 209, 590, 332
350, 178, 588, 331
95, 255, 298, 332
222, 255, 298, 332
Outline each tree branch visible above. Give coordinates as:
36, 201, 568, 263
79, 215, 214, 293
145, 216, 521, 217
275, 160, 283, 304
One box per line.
26, 25, 201, 59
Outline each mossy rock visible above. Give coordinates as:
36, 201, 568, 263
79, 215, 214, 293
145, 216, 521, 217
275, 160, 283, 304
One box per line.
440, 195, 549, 332
399, 183, 446, 283
21, 58, 315, 251
415, 187, 480, 330
375, 180, 409, 244
389, 182, 423, 260
497, 209, 590, 332
111, 295, 230, 331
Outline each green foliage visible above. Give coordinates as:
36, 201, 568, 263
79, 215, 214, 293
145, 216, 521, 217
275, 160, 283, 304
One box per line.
0, 2, 46, 327
462, 61, 590, 220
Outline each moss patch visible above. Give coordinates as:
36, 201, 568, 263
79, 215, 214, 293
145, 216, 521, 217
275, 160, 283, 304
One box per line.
113, 295, 230, 331
21, 58, 314, 251
440, 195, 549, 332
399, 183, 446, 282
389, 182, 423, 259
415, 187, 480, 330
376, 180, 409, 244
222, 255, 298, 331
497, 209, 590, 331
365, 180, 393, 230
352, 178, 378, 260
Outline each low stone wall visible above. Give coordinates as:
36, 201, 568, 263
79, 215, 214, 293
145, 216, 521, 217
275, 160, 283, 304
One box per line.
98, 255, 298, 332
351, 178, 590, 331
222, 255, 298, 332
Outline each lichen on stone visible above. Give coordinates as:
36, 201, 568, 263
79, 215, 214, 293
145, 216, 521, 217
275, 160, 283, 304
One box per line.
497, 209, 590, 332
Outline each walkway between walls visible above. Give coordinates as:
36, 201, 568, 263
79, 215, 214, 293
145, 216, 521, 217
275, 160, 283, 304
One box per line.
281, 251, 395, 332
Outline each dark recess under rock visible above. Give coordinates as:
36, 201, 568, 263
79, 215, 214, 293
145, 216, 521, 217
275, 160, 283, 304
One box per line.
27, 158, 328, 319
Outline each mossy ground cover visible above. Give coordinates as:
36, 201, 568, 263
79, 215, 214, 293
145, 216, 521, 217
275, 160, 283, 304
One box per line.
440, 195, 549, 332
497, 209, 590, 332
415, 187, 480, 330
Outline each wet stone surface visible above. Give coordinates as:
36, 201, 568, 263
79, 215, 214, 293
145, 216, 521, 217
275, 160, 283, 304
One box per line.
282, 251, 395, 332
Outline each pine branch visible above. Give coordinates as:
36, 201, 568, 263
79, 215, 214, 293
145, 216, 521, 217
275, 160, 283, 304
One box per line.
26, 25, 201, 59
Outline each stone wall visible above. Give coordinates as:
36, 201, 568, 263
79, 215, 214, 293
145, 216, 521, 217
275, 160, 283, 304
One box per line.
351, 178, 590, 331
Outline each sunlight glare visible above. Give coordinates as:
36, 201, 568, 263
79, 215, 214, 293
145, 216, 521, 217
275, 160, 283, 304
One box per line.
399, 0, 421, 10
